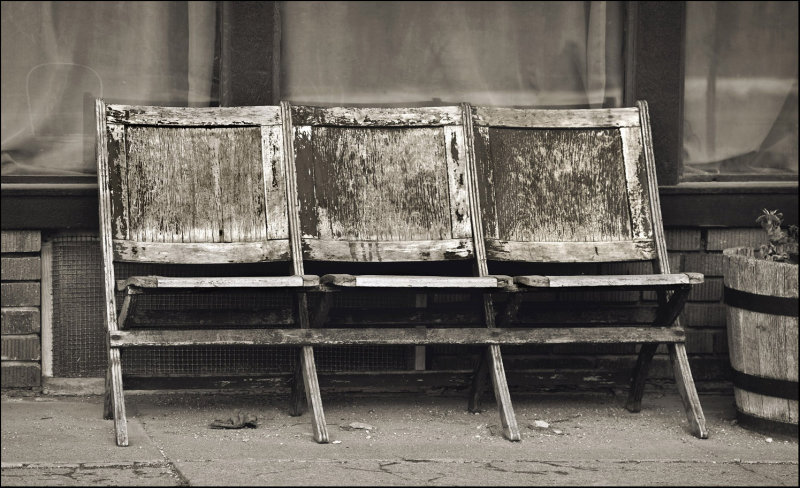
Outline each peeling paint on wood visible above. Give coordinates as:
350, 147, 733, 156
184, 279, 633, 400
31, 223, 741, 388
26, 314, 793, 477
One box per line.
301, 238, 473, 262
125, 126, 268, 244
480, 128, 634, 245
472, 106, 641, 128
112, 240, 290, 264
261, 126, 289, 239
296, 126, 453, 243
291, 106, 462, 127
485, 240, 656, 262
444, 126, 471, 239
110, 326, 685, 347
106, 105, 282, 126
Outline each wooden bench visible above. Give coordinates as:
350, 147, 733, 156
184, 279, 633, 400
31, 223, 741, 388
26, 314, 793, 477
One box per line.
466, 100, 707, 438
96, 101, 327, 446
97, 99, 708, 446
283, 102, 521, 440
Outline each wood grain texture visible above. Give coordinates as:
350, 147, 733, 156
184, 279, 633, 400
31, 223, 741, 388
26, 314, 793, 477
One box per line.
482, 128, 634, 245
485, 239, 655, 262
262, 126, 289, 240
125, 126, 268, 244
106, 123, 129, 240
723, 247, 798, 425
320, 275, 502, 288
298, 126, 453, 242
444, 126, 471, 238
117, 275, 317, 289
112, 240, 290, 264
96, 99, 129, 447
110, 326, 685, 347
107, 105, 282, 126
301, 238, 473, 262
290, 105, 462, 127
471, 106, 642, 128
619, 127, 654, 243
514, 273, 703, 288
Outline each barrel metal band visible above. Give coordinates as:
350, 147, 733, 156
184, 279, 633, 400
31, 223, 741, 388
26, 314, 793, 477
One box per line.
732, 369, 799, 401
724, 287, 798, 317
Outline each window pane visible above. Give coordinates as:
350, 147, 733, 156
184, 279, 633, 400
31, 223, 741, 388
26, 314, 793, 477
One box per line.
281, 1, 623, 108
1, 1, 217, 177
683, 1, 798, 181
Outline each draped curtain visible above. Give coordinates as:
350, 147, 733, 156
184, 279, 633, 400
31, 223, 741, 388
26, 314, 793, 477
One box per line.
281, 1, 623, 108
683, 1, 798, 179
1, 1, 217, 176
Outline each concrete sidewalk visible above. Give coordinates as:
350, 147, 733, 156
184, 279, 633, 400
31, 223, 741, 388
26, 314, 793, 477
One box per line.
1, 389, 797, 486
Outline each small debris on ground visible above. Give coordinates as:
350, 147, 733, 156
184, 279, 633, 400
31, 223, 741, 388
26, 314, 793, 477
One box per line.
340, 421, 375, 431
530, 420, 550, 429
209, 411, 258, 429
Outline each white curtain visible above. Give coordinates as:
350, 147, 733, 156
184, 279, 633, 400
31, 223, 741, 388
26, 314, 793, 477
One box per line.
281, 1, 623, 108
1, 1, 216, 176
683, 1, 798, 178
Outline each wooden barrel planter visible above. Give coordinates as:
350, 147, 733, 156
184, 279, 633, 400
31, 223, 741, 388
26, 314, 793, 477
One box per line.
723, 247, 798, 437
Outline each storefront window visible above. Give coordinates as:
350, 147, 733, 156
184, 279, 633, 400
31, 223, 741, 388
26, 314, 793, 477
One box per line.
1, 1, 217, 177
683, 1, 798, 181
281, 1, 624, 108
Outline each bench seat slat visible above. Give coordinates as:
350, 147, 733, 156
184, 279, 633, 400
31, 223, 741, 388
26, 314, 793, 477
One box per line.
117, 275, 319, 291
514, 273, 704, 288
111, 326, 685, 347
320, 274, 507, 288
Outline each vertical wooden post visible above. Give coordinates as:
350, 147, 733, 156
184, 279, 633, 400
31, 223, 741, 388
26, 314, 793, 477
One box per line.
96, 99, 128, 446
461, 103, 520, 441
637, 100, 707, 438
280, 101, 329, 443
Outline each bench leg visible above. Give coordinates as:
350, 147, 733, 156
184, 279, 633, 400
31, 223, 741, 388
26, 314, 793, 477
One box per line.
108, 347, 129, 446
468, 349, 490, 412
300, 346, 328, 443
487, 344, 520, 441
103, 364, 113, 420
669, 342, 708, 439
289, 349, 306, 416
626, 343, 658, 412
294, 293, 329, 443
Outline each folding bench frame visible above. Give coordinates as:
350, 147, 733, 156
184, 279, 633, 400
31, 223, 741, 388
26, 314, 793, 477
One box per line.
98, 99, 707, 446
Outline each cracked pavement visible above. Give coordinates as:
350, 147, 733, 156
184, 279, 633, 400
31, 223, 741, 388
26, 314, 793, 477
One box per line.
2, 390, 797, 485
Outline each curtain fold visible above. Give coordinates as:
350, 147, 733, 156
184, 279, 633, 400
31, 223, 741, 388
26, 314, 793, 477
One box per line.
683, 1, 798, 178
1, 1, 217, 176
281, 1, 623, 108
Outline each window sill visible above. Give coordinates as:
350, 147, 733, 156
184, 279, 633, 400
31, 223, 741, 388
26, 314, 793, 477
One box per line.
1, 180, 797, 230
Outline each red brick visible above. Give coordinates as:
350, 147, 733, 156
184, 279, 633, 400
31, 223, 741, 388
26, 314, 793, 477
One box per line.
1, 307, 40, 334
1, 362, 41, 387
1, 231, 41, 253
2, 335, 41, 361
1, 256, 41, 281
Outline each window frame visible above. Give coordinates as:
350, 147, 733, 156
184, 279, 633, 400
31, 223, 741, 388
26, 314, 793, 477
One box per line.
2, 0, 797, 230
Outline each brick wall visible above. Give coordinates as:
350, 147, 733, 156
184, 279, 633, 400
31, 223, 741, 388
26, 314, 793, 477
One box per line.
644, 227, 765, 385
0, 225, 771, 392
1, 231, 42, 388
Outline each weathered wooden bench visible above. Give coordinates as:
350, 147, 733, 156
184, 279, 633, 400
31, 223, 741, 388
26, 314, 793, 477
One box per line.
97, 99, 708, 446
96, 101, 328, 446
283, 102, 521, 440
465, 100, 707, 438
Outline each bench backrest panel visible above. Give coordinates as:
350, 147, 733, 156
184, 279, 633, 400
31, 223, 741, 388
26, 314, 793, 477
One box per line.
99, 104, 290, 263
471, 106, 657, 263
290, 106, 474, 262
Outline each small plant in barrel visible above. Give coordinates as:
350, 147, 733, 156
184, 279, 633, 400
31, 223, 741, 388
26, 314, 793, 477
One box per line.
755, 208, 798, 264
